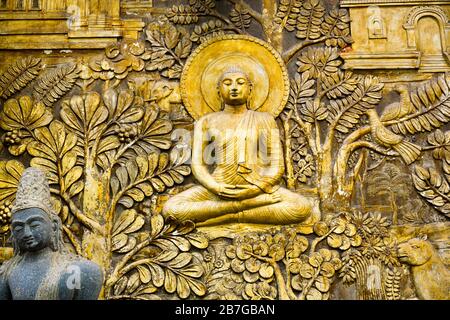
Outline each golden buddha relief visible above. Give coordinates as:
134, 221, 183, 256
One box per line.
0, 0, 448, 301
163, 35, 320, 228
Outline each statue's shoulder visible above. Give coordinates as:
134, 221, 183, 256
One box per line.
250, 110, 277, 126
256, 110, 274, 119
195, 111, 221, 127
69, 255, 103, 279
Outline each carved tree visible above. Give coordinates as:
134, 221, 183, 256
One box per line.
366, 163, 412, 225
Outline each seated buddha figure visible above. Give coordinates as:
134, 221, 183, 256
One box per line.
0, 168, 103, 300
163, 67, 318, 227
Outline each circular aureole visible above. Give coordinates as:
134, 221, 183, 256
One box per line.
180, 35, 290, 120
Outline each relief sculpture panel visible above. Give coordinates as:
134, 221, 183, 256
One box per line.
0, 0, 448, 300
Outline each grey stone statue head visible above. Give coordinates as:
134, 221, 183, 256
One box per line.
10, 167, 66, 256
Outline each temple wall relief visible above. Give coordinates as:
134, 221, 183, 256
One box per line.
0, 0, 448, 300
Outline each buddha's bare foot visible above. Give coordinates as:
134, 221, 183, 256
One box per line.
239, 193, 282, 210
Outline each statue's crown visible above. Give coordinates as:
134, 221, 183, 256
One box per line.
12, 167, 54, 216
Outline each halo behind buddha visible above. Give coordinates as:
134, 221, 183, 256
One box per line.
180, 35, 290, 120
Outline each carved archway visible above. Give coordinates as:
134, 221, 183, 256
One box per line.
403, 6, 449, 52
403, 6, 450, 71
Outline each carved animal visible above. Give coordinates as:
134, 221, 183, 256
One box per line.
398, 237, 450, 300
380, 85, 415, 122
366, 108, 421, 164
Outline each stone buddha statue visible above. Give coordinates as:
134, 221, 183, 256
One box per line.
0, 168, 103, 300
163, 65, 319, 227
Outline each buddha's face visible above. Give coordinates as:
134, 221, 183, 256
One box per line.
219, 72, 251, 106
11, 208, 53, 253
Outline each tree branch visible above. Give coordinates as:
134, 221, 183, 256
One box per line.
282, 36, 329, 64
341, 126, 371, 147
309, 226, 337, 255
62, 225, 82, 255
208, 11, 243, 34
226, 0, 264, 26
105, 236, 152, 292
61, 193, 105, 236
291, 110, 317, 156
348, 141, 398, 157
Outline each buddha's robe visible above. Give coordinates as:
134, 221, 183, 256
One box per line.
163, 109, 316, 225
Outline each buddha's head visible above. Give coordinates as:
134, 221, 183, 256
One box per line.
217, 66, 252, 108
10, 167, 65, 255
11, 207, 58, 253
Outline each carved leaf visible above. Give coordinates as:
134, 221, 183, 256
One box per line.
167, 5, 200, 25
145, 22, 191, 79
427, 129, 450, 160
0, 160, 24, 203
0, 96, 53, 156
33, 63, 79, 107
301, 100, 328, 123
306, 287, 322, 300
60, 92, 108, 144
185, 232, 208, 249
390, 74, 450, 135
0, 96, 53, 131
113, 276, 128, 296
286, 71, 314, 109
126, 272, 141, 294
328, 75, 384, 133
229, 4, 251, 30
296, 0, 325, 40
321, 9, 353, 48
112, 152, 191, 208
190, 20, 226, 43
28, 120, 80, 188
366, 164, 411, 199
189, 0, 215, 11
385, 267, 401, 300
0, 57, 41, 99
322, 70, 360, 100
412, 165, 450, 218
274, 0, 302, 32
111, 209, 145, 252
113, 209, 145, 236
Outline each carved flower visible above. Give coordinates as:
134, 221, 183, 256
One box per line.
204, 252, 213, 262
345, 211, 372, 236
361, 234, 384, 258
88, 41, 150, 81
379, 238, 401, 268
0, 96, 53, 155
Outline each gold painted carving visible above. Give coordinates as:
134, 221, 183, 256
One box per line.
0, 0, 448, 301
180, 35, 290, 119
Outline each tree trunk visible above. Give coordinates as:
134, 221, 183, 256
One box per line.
261, 0, 283, 53
390, 192, 398, 225
273, 262, 290, 300
318, 134, 335, 213
283, 119, 296, 189
81, 160, 111, 274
